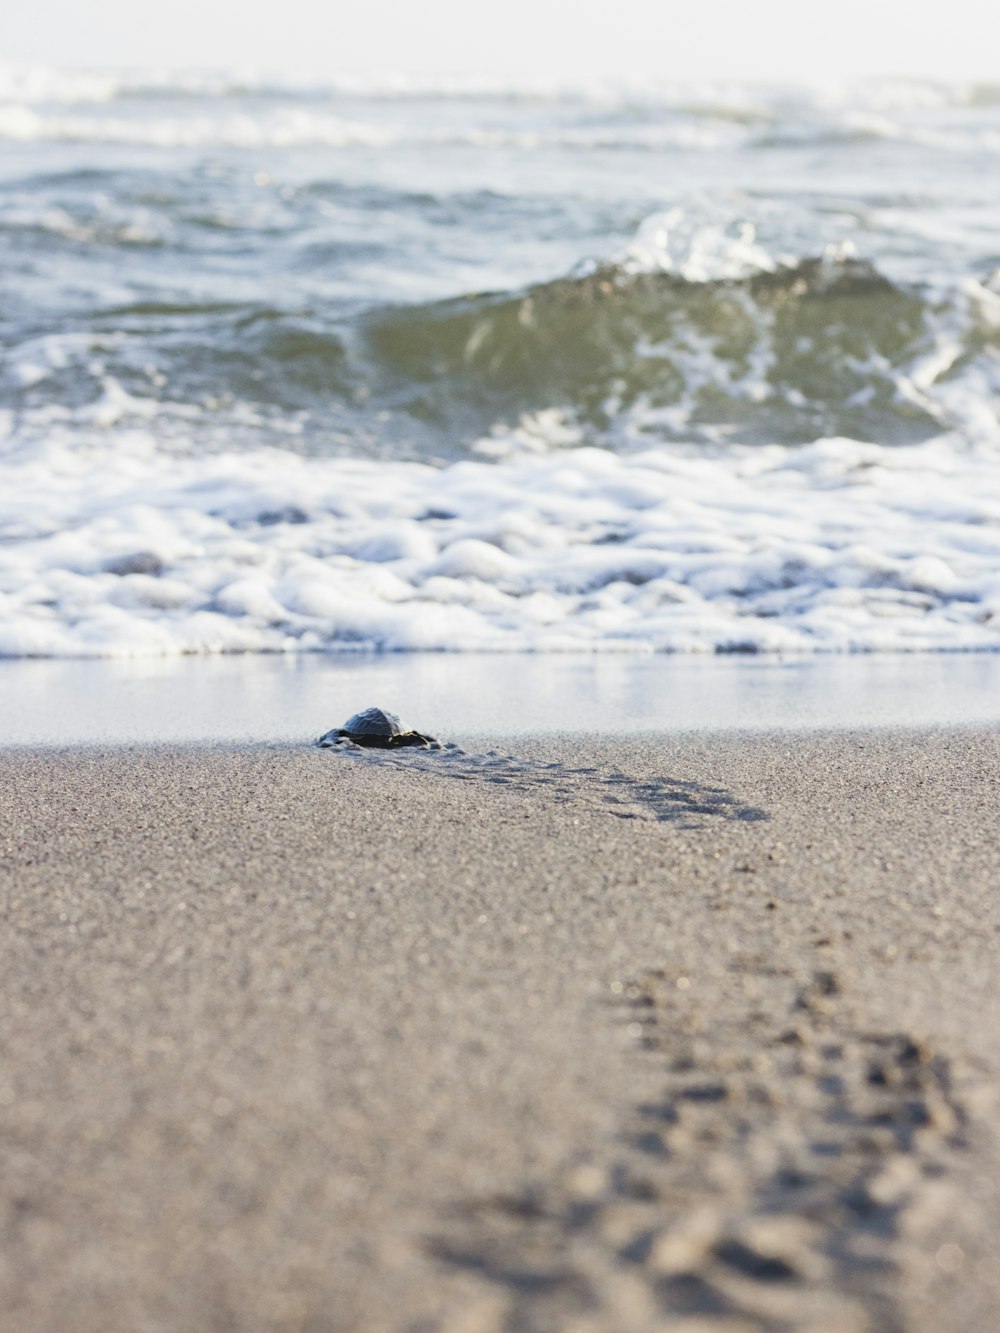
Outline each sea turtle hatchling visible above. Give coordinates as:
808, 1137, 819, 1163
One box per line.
317, 706, 441, 750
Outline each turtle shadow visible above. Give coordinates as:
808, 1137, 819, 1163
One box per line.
347, 746, 768, 827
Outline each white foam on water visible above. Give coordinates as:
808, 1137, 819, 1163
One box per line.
0, 104, 742, 152
0, 105, 400, 149
6, 105, 1000, 156
3, 68, 999, 154
2, 411, 1000, 659
621, 208, 781, 281
0, 65, 992, 111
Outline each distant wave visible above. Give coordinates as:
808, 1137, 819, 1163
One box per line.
0, 105, 744, 152
0, 105, 397, 148
3, 65, 1000, 159
4, 103, 1000, 157
1, 64, 996, 112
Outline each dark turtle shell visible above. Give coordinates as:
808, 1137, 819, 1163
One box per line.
317, 706, 438, 749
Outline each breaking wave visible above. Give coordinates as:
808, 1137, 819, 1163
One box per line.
4, 67, 1000, 155
2, 65, 999, 111
7, 251, 1000, 457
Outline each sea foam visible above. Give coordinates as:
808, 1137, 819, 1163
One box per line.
2, 417, 999, 658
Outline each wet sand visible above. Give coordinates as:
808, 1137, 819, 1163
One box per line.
1, 730, 999, 1332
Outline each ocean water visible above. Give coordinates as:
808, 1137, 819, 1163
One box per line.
2, 68, 1000, 658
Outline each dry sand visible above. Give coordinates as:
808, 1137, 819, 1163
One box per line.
1, 729, 999, 1332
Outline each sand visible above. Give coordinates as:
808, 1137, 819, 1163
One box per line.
1, 729, 999, 1332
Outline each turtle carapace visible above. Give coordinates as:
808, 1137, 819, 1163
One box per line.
317, 706, 439, 749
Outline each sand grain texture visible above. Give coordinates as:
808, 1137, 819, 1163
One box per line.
1, 731, 998, 1332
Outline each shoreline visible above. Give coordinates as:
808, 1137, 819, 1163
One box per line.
2, 727, 999, 1330
4, 652, 1000, 746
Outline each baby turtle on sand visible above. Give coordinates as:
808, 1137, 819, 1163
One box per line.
317, 706, 440, 750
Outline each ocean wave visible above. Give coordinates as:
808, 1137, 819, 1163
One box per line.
1, 64, 994, 112
1, 425, 999, 658
6, 104, 1000, 155
6, 251, 999, 457
356, 254, 1000, 450
0, 105, 398, 148
0, 103, 746, 152
5, 67, 1000, 156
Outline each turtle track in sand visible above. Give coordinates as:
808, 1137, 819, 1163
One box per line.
326, 743, 769, 828
424, 966, 984, 1333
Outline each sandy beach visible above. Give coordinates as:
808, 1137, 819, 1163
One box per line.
2, 728, 999, 1332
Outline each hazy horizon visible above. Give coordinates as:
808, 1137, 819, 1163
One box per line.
2, 0, 999, 83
